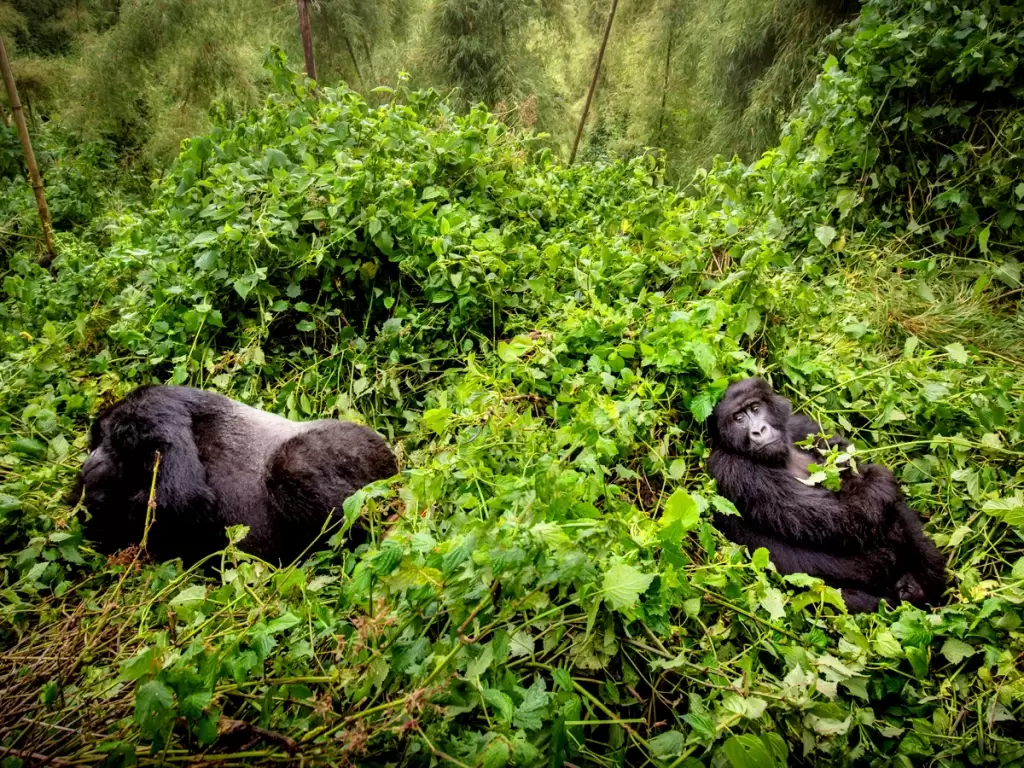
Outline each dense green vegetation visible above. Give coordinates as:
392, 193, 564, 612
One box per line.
1, 0, 1023, 765
0, 0, 858, 176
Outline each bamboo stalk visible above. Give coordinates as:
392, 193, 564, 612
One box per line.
657, 21, 677, 139
569, 0, 619, 165
0, 33, 56, 268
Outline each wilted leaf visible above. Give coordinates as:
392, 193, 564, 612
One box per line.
945, 343, 969, 364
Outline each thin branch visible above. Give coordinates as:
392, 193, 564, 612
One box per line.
0, 33, 56, 268
569, 0, 619, 165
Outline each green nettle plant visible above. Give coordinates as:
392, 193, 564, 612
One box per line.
0, 0, 1023, 765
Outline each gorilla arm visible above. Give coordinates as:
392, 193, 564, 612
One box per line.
709, 450, 899, 550
715, 514, 897, 590
788, 413, 853, 452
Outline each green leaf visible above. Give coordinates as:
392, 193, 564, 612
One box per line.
688, 390, 718, 421
180, 691, 213, 718
513, 677, 550, 731
465, 644, 494, 681
690, 342, 717, 377
189, 231, 218, 246
799, 470, 828, 486
233, 273, 261, 300
721, 734, 778, 768
168, 585, 206, 610
940, 638, 976, 665
873, 630, 903, 658
982, 496, 1024, 527
371, 542, 403, 575
601, 563, 654, 612
170, 363, 188, 385
483, 688, 514, 722
421, 407, 452, 435
649, 730, 685, 759
509, 629, 535, 658
977, 224, 990, 254
759, 587, 786, 621
662, 489, 700, 532
481, 739, 510, 768
497, 337, 533, 362
815, 224, 837, 247
264, 148, 289, 168
374, 228, 394, 254
135, 679, 174, 738
9, 437, 46, 458
711, 495, 738, 516
120, 648, 156, 682
266, 612, 301, 635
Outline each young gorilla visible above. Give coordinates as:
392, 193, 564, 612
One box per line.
707, 378, 946, 613
69, 386, 398, 565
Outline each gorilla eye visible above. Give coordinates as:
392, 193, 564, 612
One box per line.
751, 404, 760, 413
734, 413, 745, 422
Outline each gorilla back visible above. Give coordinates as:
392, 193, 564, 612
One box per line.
71, 386, 398, 564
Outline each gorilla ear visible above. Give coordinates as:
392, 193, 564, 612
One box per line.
772, 393, 793, 420
87, 418, 105, 451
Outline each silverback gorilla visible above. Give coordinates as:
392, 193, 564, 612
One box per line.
69, 385, 398, 565
708, 378, 946, 613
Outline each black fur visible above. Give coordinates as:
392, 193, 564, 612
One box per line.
68, 385, 398, 565
708, 378, 946, 613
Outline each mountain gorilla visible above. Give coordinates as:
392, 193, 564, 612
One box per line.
708, 378, 946, 613
69, 385, 398, 565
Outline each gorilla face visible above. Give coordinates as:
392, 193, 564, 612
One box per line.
711, 378, 792, 464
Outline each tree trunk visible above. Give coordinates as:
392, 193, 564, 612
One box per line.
360, 35, 376, 84
295, 0, 317, 82
343, 35, 363, 86
0, 34, 56, 269
569, 0, 619, 165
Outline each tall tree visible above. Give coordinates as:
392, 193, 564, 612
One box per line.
0, 32, 55, 267
295, 0, 317, 81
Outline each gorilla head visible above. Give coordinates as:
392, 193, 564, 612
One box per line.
709, 378, 792, 465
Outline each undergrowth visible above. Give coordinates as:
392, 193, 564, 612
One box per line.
1, 0, 1023, 765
